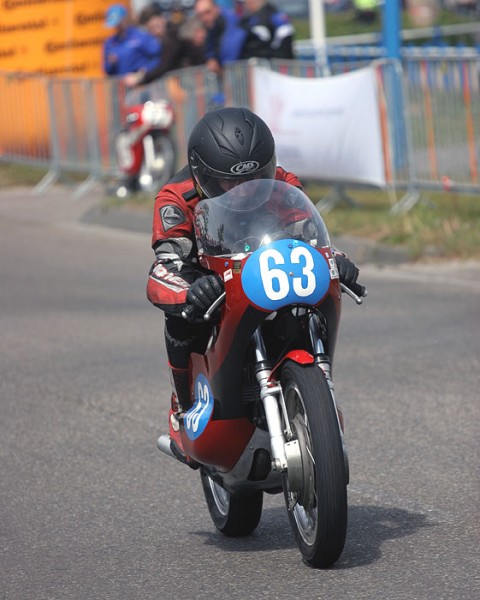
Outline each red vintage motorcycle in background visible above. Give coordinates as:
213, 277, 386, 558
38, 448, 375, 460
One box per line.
114, 99, 176, 198
156, 180, 366, 568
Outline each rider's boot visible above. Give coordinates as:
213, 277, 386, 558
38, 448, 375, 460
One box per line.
168, 366, 200, 469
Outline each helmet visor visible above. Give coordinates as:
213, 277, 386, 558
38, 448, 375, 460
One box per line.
192, 153, 277, 199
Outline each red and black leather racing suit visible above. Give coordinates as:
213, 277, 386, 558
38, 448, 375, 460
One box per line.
146, 164, 302, 371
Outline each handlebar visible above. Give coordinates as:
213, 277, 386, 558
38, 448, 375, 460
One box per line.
203, 292, 227, 321
182, 284, 365, 320
340, 283, 368, 305
181, 291, 227, 322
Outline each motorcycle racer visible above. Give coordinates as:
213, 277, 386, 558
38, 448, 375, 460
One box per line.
146, 107, 363, 465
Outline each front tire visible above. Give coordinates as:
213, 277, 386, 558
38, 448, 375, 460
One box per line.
281, 361, 347, 568
200, 469, 263, 537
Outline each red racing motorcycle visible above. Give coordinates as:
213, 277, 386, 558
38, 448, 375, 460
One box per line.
157, 180, 366, 568
115, 99, 176, 198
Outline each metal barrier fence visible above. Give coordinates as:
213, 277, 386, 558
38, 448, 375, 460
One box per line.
403, 53, 480, 195
1, 51, 479, 204
296, 21, 480, 62
152, 59, 413, 187
0, 73, 125, 195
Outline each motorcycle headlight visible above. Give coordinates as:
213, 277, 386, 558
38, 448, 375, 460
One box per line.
141, 101, 173, 128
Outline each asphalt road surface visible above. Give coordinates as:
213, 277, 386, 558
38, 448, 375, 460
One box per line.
1, 187, 479, 600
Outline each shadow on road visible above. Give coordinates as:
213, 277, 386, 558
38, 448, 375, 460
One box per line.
338, 504, 432, 568
192, 503, 431, 567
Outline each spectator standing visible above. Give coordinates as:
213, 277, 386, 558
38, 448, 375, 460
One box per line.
103, 4, 161, 76
194, 0, 246, 74
239, 0, 295, 60
177, 16, 209, 66
123, 4, 207, 88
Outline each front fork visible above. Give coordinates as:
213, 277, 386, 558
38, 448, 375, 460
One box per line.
252, 328, 290, 472
252, 311, 347, 474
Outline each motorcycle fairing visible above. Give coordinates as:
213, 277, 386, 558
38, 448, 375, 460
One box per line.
181, 181, 343, 473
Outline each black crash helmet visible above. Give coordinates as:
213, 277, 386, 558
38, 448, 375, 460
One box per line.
188, 107, 277, 198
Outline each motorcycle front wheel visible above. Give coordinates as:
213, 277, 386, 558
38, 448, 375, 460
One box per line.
138, 133, 176, 193
281, 361, 347, 568
200, 468, 263, 537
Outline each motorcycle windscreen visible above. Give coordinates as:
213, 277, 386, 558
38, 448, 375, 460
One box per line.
193, 180, 331, 258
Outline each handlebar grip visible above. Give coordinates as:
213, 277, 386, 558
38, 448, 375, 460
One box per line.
340, 283, 367, 305
353, 283, 367, 298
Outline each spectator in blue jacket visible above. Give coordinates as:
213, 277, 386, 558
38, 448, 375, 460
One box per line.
103, 4, 162, 76
194, 0, 246, 74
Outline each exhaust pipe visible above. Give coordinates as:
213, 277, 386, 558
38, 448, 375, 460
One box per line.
157, 434, 175, 457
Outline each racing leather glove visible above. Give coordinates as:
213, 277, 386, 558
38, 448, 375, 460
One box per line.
335, 255, 365, 297
183, 275, 224, 323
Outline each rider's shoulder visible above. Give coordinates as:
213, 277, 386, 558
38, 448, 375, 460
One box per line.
275, 166, 303, 189
164, 164, 192, 187
157, 165, 198, 200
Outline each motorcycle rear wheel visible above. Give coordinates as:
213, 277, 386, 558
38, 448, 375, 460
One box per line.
281, 361, 347, 568
200, 469, 263, 537
138, 134, 176, 193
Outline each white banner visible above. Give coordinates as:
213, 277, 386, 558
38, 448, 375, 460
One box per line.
252, 66, 386, 187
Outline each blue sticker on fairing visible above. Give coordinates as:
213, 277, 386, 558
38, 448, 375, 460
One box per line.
242, 239, 330, 311
184, 374, 214, 441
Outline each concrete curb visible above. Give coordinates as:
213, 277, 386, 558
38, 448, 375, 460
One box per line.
81, 204, 411, 266
81, 203, 153, 236
330, 234, 410, 266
